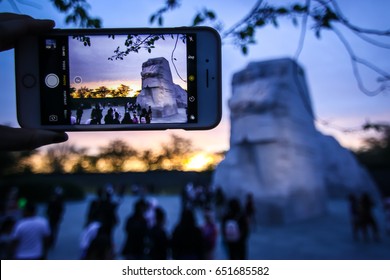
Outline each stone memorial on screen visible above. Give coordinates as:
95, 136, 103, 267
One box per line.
212, 58, 378, 225
136, 57, 187, 118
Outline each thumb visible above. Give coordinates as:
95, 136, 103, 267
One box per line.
0, 125, 68, 151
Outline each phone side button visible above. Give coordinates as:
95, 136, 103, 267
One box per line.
22, 74, 37, 88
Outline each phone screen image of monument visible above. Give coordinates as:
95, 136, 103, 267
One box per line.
68, 34, 189, 125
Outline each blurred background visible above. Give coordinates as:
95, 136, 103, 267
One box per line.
0, 0, 389, 260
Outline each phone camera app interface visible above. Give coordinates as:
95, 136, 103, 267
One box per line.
39, 32, 197, 126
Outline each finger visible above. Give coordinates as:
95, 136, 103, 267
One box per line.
0, 13, 55, 51
0, 13, 33, 21
0, 126, 68, 151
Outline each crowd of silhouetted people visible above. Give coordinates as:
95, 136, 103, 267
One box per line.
1, 184, 389, 260
0, 183, 257, 260
72, 102, 153, 125
80, 184, 255, 260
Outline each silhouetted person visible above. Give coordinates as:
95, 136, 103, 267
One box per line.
222, 198, 249, 260
147, 106, 152, 123
132, 113, 139, 124
86, 188, 118, 242
11, 202, 50, 260
348, 193, 362, 241
112, 111, 121, 124
136, 104, 141, 115
86, 188, 104, 226
121, 199, 148, 259
91, 104, 103, 124
201, 208, 218, 259
149, 207, 170, 260
171, 209, 203, 259
104, 110, 114, 124
360, 193, 380, 242
244, 192, 256, 231
140, 108, 148, 122
3, 187, 22, 221
81, 222, 113, 260
0, 216, 15, 259
89, 114, 99, 124
46, 189, 65, 248
214, 186, 226, 220
121, 112, 132, 124
101, 190, 119, 240
76, 106, 83, 124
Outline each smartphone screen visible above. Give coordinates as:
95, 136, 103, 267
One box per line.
38, 32, 198, 126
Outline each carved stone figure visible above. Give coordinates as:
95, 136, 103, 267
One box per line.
136, 57, 187, 118
212, 58, 378, 225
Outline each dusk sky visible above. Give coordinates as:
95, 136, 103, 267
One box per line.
68, 34, 187, 92
1, 0, 389, 154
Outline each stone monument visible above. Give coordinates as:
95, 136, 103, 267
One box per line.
212, 58, 378, 225
136, 57, 187, 118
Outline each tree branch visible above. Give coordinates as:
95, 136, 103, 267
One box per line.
327, 0, 390, 36
294, 0, 311, 58
332, 26, 390, 96
222, 0, 264, 39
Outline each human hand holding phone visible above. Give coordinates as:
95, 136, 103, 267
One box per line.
0, 13, 68, 151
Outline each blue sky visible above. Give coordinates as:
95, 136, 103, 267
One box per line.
1, 0, 389, 153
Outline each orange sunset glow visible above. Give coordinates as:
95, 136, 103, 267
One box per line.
26, 139, 225, 174
71, 80, 141, 97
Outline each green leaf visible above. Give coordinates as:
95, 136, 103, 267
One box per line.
241, 45, 248, 55
255, 19, 265, 26
292, 4, 307, 12
193, 14, 204, 26
277, 7, 288, 14
246, 26, 254, 36
206, 10, 216, 20
150, 14, 156, 24
326, 7, 339, 21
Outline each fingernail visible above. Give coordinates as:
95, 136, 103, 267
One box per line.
53, 133, 68, 143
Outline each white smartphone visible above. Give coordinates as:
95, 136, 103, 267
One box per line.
15, 27, 221, 131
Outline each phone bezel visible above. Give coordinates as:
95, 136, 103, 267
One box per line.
15, 27, 222, 131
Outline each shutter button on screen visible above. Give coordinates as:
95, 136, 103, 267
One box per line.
45, 74, 60, 88
22, 74, 36, 88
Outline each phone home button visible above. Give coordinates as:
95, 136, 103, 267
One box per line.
22, 74, 36, 88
